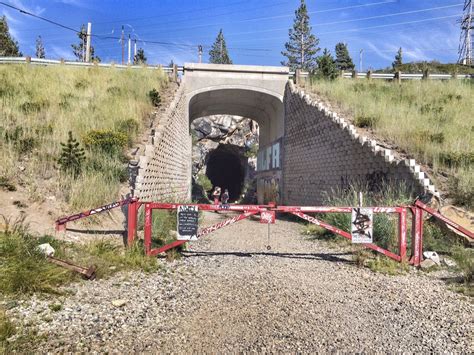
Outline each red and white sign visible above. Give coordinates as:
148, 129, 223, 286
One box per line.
260, 211, 275, 224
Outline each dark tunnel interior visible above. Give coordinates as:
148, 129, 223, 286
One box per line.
206, 145, 245, 202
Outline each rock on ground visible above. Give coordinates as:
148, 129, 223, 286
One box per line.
8, 212, 473, 353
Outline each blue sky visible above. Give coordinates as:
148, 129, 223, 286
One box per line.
1, 0, 463, 69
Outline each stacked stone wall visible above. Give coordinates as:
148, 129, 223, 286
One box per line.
282, 81, 437, 205
133, 85, 191, 201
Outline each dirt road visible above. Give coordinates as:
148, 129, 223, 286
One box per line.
11, 212, 473, 352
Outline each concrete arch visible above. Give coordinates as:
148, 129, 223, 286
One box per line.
187, 87, 284, 146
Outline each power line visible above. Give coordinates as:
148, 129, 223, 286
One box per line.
458, 0, 473, 64
0, 1, 273, 52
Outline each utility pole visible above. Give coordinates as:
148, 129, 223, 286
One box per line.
359, 49, 364, 72
459, 0, 473, 65
85, 22, 92, 63
134, 39, 137, 58
128, 34, 131, 65
121, 25, 125, 65
198, 45, 203, 63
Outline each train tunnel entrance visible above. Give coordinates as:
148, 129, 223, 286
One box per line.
206, 144, 246, 202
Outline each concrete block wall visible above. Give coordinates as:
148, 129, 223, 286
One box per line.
282, 81, 438, 206
133, 85, 192, 202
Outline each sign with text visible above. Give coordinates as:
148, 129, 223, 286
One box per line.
260, 211, 275, 224
177, 205, 199, 241
351, 208, 373, 244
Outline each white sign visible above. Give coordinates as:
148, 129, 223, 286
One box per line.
177, 205, 199, 241
351, 208, 373, 243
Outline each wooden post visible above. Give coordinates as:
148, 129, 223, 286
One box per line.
394, 71, 401, 84
422, 68, 429, 80
60, 58, 65, 65
352, 70, 357, 79
25, 56, 31, 64
173, 64, 178, 82
367, 70, 372, 80
295, 69, 301, 86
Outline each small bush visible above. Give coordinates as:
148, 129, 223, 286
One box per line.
19, 100, 49, 114
439, 151, 474, 168
447, 171, 473, 209
0, 177, 16, 192
451, 246, 473, 284
354, 115, 378, 128
429, 132, 445, 144
197, 174, 212, 192
148, 89, 161, 107
82, 129, 128, 156
0, 309, 16, 343
366, 256, 408, 275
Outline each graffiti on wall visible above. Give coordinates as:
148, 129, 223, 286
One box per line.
257, 139, 281, 171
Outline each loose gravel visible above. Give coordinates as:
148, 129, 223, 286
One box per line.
7, 212, 473, 353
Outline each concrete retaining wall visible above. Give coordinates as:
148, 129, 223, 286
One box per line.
133, 85, 192, 202
282, 81, 437, 205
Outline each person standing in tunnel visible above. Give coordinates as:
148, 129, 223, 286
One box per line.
212, 186, 221, 206
221, 188, 230, 208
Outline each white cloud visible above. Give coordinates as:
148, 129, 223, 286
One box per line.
8, 0, 45, 15
50, 45, 74, 60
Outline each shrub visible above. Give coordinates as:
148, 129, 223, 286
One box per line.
148, 89, 161, 106
197, 174, 212, 192
57, 131, 85, 178
447, 171, 473, 209
439, 151, 474, 168
82, 129, 128, 156
0, 177, 16, 192
354, 115, 378, 128
451, 246, 474, 284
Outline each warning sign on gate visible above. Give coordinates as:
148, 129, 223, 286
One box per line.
260, 211, 275, 224
177, 205, 199, 241
351, 207, 373, 243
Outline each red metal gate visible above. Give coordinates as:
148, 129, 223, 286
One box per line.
56, 198, 473, 267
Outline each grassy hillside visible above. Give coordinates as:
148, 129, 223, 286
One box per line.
310, 78, 473, 209
0, 65, 167, 210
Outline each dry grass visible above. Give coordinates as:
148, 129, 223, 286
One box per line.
310, 78, 474, 208
0, 64, 168, 210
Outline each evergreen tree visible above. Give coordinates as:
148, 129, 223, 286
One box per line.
335, 42, 354, 71
71, 24, 99, 62
209, 29, 232, 64
316, 48, 337, 80
58, 131, 85, 178
392, 47, 403, 70
0, 16, 22, 57
281, 0, 320, 71
35, 35, 45, 59
133, 48, 146, 64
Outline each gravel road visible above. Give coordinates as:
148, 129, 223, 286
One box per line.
9, 212, 473, 353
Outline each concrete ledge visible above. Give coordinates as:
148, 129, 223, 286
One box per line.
184, 62, 289, 75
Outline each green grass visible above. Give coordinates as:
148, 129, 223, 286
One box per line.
0, 216, 161, 296
309, 78, 474, 209
0, 64, 168, 211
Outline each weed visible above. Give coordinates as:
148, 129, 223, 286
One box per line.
48, 304, 62, 312
0, 177, 16, 191
366, 256, 409, 275
354, 115, 378, 128
148, 89, 161, 106
12, 200, 27, 209
82, 129, 128, 156
451, 246, 473, 284
447, 169, 474, 208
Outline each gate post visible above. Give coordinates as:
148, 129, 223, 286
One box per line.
411, 206, 424, 266
398, 208, 407, 261
144, 204, 152, 255
127, 199, 138, 246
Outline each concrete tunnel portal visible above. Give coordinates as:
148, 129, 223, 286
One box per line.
188, 88, 285, 202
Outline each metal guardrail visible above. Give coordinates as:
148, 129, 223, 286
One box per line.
340, 72, 472, 80
0, 56, 183, 72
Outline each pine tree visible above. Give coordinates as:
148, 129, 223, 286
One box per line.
335, 43, 354, 71
35, 35, 45, 59
0, 16, 22, 57
209, 29, 232, 64
133, 48, 146, 64
71, 24, 99, 62
392, 47, 403, 70
316, 48, 338, 80
58, 131, 85, 178
281, 0, 320, 71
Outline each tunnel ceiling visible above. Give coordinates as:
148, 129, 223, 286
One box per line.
188, 88, 283, 146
